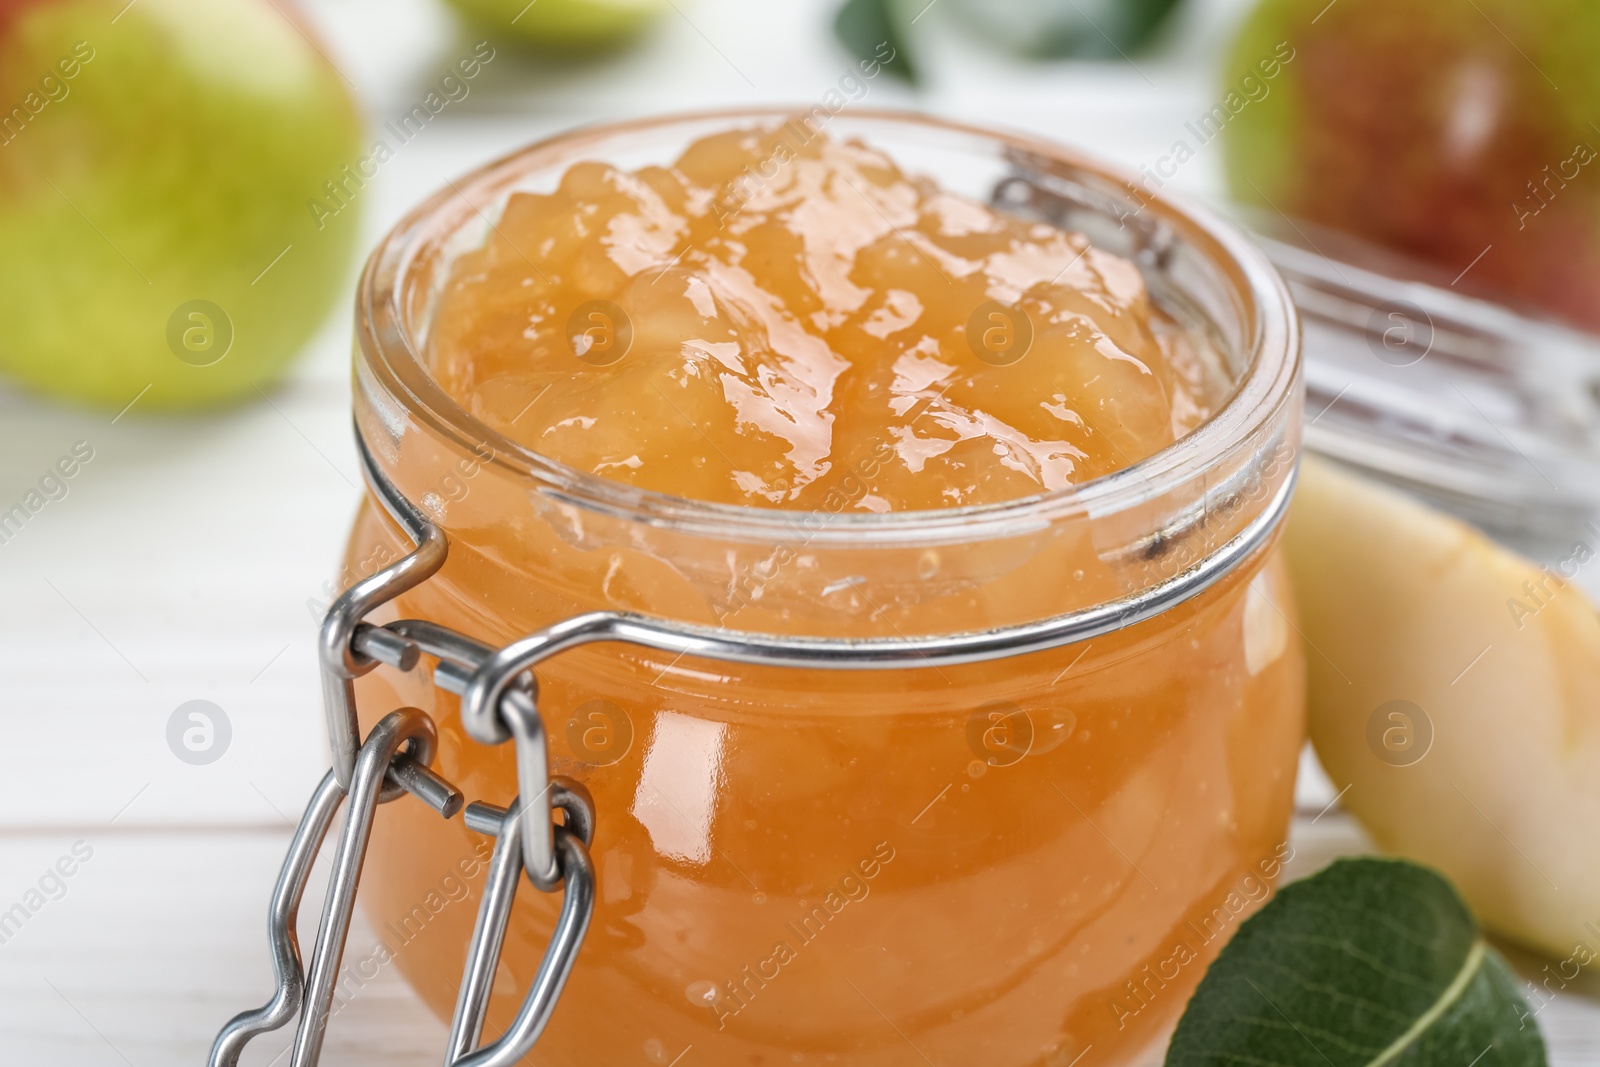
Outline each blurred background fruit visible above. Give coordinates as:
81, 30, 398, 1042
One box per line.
1222, 0, 1600, 331
443, 0, 671, 51
0, 0, 364, 410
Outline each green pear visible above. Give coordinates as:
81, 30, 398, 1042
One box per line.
444, 0, 670, 51
1222, 0, 1600, 331
0, 0, 364, 410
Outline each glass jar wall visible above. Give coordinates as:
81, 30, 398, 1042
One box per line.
341, 111, 1305, 1067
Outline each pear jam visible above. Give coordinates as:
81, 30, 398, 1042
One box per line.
347, 123, 1304, 1066
428, 127, 1224, 510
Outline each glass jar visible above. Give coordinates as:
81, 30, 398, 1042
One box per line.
341, 110, 1304, 1066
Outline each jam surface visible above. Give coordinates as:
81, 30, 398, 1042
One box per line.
429, 127, 1226, 510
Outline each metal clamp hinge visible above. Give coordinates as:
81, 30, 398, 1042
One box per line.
208, 432, 597, 1067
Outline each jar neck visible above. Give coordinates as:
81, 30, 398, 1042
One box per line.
354, 367, 1299, 643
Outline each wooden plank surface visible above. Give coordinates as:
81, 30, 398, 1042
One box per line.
3, 812, 1596, 1065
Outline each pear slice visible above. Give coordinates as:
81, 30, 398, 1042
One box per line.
1286, 456, 1600, 959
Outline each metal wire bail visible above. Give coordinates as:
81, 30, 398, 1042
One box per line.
207, 708, 465, 1067
446, 787, 596, 1067
206, 707, 594, 1067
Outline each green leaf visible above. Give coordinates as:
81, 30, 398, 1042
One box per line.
944, 0, 1188, 60
833, 0, 918, 84
1167, 858, 1547, 1067
1112, 0, 1186, 53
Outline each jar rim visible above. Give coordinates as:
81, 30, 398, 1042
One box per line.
355, 107, 1301, 547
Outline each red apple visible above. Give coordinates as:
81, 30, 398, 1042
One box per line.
1222, 0, 1600, 330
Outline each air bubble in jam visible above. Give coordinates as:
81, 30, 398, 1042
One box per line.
428, 126, 1229, 511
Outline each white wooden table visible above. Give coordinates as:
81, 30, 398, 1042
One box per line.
1, 0, 1594, 1061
